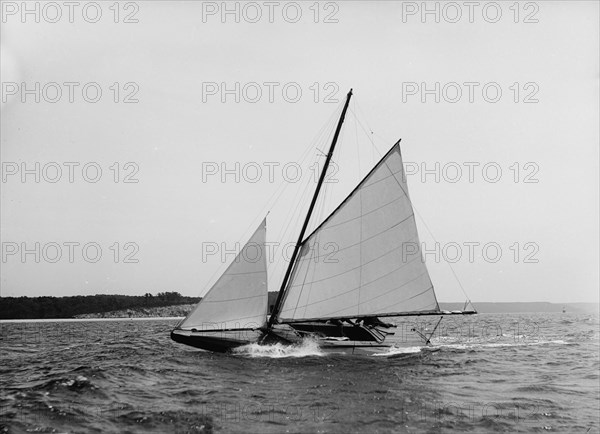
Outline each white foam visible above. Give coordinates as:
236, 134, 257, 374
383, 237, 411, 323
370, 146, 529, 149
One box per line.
372, 346, 423, 357
233, 338, 324, 358
430, 339, 569, 350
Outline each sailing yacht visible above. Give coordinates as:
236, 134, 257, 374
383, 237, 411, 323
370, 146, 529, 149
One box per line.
171, 89, 476, 354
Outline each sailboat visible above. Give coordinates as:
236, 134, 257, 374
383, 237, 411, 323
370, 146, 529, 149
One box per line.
171, 89, 476, 354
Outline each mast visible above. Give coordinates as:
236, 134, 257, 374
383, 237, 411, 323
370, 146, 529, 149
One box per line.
268, 88, 353, 329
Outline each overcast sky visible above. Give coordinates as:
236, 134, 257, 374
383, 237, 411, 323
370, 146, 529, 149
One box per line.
1, 1, 598, 304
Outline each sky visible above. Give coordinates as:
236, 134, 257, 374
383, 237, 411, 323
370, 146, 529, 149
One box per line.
0, 1, 598, 304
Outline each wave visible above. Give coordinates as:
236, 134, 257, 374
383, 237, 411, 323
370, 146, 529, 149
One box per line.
233, 338, 324, 358
34, 374, 102, 393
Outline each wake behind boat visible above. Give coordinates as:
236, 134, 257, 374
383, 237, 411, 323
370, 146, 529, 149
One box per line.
171, 89, 476, 355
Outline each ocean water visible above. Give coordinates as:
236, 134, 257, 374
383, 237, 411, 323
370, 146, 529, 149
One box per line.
1, 313, 598, 433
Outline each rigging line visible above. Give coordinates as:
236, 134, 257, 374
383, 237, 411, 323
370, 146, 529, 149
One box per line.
285, 159, 331, 318
282, 182, 328, 319
202, 292, 266, 303
316, 123, 344, 227
202, 152, 315, 297
354, 98, 395, 150
313, 167, 328, 232
263, 104, 342, 248
352, 107, 363, 317
351, 101, 385, 158
273, 150, 320, 246
269, 162, 319, 288
382, 146, 471, 305
297, 144, 400, 246
273, 126, 335, 271
413, 208, 471, 303
269, 103, 345, 289
288, 152, 334, 318
309, 112, 342, 234
268, 184, 310, 292
199, 109, 339, 297
316, 124, 347, 236
272, 102, 343, 245
286, 111, 347, 319
379, 147, 441, 313
349, 107, 387, 178
265, 99, 343, 224
267, 127, 333, 237
352, 98, 362, 179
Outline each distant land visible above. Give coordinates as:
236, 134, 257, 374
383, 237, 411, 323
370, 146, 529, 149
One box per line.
0, 292, 200, 320
438, 302, 598, 314
264, 293, 598, 315
0, 292, 597, 320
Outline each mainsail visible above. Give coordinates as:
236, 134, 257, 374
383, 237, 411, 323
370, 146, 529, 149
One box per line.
277, 143, 439, 323
179, 218, 268, 331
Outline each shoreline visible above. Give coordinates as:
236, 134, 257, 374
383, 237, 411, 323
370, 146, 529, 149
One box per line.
0, 317, 185, 323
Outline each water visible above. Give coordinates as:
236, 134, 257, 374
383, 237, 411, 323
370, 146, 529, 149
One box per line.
1, 313, 598, 433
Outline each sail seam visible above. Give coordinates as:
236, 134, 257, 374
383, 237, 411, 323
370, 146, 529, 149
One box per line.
286, 279, 434, 320
297, 241, 320, 320
280, 267, 429, 318
302, 170, 406, 238
182, 309, 269, 325
297, 281, 433, 320
359, 275, 432, 309
378, 286, 436, 311
202, 293, 266, 303
299, 143, 399, 245
295, 213, 415, 263
384, 147, 440, 311
288, 233, 420, 287
226, 270, 266, 276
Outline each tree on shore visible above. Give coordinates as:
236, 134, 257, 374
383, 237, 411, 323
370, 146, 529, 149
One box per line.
0, 293, 200, 320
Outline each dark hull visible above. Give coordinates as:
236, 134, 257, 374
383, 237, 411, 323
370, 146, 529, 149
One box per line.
170, 329, 263, 353
170, 332, 240, 353
289, 322, 388, 342
267, 324, 408, 355
171, 324, 427, 355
